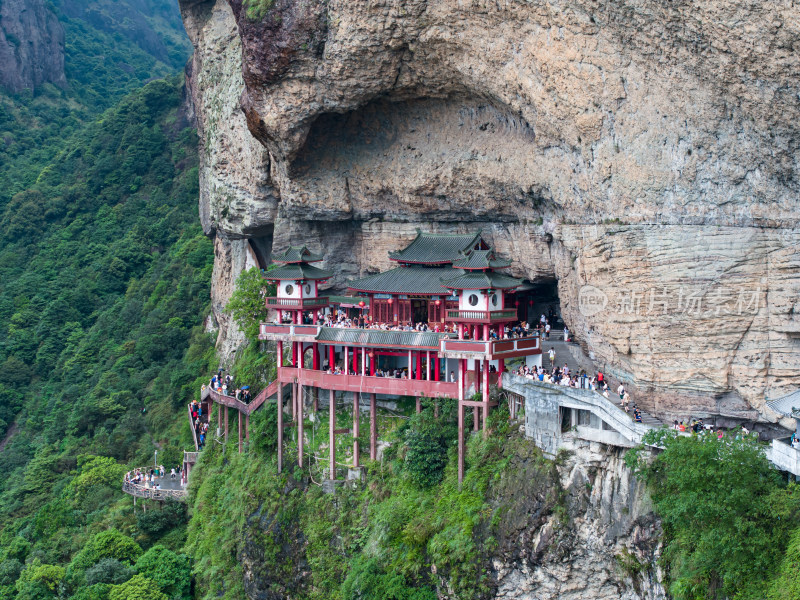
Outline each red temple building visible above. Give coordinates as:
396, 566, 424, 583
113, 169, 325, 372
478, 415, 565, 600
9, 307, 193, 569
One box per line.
258, 231, 542, 483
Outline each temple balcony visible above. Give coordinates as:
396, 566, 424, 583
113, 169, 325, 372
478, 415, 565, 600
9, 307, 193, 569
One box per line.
445, 309, 517, 323
265, 296, 330, 309
277, 366, 458, 398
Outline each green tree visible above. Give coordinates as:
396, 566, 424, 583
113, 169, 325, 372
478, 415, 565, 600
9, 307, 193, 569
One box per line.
68, 530, 143, 586
108, 574, 167, 600
225, 267, 275, 339
403, 415, 457, 488
134, 546, 190, 600
15, 560, 64, 599
85, 559, 133, 586
628, 432, 800, 599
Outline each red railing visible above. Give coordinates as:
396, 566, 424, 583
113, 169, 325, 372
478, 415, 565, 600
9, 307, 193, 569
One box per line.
278, 367, 458, 398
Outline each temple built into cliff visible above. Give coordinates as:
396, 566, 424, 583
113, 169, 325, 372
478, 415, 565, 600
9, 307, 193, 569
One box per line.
255, 230, 542, 483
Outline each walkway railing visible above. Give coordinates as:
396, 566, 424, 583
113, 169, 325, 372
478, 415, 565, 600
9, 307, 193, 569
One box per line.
202, 380, 278, 416
122, 473, 187, 501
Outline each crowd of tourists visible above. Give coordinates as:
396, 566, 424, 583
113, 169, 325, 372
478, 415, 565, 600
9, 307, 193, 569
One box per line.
514, 353, 646, 422
208, 370, 253, 403
672, 419, 759, 442
190, 399, 209, 450
125, 465, 179, 490
282, 309, 547, 341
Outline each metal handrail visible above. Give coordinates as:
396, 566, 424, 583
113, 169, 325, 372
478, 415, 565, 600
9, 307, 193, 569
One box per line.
122, 477, 187, 501
446, 309, 517, 321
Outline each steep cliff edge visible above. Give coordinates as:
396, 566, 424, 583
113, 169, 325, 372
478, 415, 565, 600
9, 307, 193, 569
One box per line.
0, 0, 66, 93
179, 0, 800, 423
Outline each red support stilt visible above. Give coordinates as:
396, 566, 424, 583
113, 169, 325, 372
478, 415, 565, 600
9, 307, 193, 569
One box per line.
416, 397, 421, 414
482, 359, 490, 437
277, 382, 283, 473
458, 359, 465, 485
473, 361, 480, 431
329, 389, 335, 479
238, 411, 242, 454
353, 392, 360, 468
224, 406, 229, 442
298, 384, 304, 468
370, 393, 377, 461
292, 381, 297, 421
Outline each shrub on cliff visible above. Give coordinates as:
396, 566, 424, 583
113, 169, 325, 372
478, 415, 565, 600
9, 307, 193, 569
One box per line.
628, 432, 800, 600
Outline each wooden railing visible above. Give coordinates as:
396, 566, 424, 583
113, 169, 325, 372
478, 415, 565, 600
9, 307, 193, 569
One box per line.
446, 309, 517, 322
266, 297, 330, 307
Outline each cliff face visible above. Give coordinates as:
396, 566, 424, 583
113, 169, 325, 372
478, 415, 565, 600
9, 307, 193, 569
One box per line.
0, 0, 66, 93
236, 440, 665, 600
179, 0, 800, 423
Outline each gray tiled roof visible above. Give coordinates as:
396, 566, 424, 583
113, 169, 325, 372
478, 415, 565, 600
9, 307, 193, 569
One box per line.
441, 271, 522, 290
272, 245, 323, 263
264, 263, 332, 281
389, 231, 484, 264
767, 389, 800, 417
316, 326, 452, 349
451, 249, 512, 270
348, 266, 462, 294
329, 295, 370, 306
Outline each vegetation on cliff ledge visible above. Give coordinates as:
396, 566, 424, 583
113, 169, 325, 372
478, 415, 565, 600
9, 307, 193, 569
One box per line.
627, 429, 800, 600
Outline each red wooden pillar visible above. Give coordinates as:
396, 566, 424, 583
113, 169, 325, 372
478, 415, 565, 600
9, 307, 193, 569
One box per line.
298, 344, 304, 369
370, 393, 377, 460
352, 347, 358, 374
291, 381, 296, 421
329, 389, 335, 479
416, 351, 422, 381
499, 324, 504, 338
483, 324, 489, 340
473, 361, 480, 431
370, 352, 376, 376
277, 382, 283, 473
344, 347, 349, 375
434, 354, 440, 381
458, 323, 464, 339
277, 341, 283, 368
329, 345, 335, 371
353, 392, 360, 468
482, 359, 490, 437
313, 344, 319, 370
458, 359, 465, 485
298, 384, 304, 468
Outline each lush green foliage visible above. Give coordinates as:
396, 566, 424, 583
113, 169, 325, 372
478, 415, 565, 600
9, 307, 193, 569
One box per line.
627, 430, 800, 600
0, 0, 190, 206
134, 546, 191, 600
185, 390, 540, 600
0, 71, 212, 599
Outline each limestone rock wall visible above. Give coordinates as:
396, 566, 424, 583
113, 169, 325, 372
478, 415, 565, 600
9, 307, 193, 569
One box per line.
0, 0, 65, 93
178, 0, 800, 420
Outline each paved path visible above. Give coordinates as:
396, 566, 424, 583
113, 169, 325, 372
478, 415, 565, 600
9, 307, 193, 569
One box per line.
543, 339, 663, 428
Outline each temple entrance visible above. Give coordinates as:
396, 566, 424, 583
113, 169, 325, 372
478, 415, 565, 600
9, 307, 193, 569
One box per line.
411, 300, 427, 324
516, 280, 562, 328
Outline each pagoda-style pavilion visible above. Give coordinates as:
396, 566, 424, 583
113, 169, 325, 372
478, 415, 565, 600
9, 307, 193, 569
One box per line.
257, 231, 543, 483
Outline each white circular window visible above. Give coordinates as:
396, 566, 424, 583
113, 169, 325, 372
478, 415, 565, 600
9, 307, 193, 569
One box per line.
468, 294, 479, 307
284, 284, 294, 295
304, 284, 311, 295
491, 293, 498, 307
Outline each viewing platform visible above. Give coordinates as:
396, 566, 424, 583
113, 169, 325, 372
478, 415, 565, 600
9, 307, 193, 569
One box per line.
122, 468, 187, 502
277, 366, 458, 398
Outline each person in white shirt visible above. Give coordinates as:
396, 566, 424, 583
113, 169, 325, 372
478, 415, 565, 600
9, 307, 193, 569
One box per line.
617, 384, 625, 400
